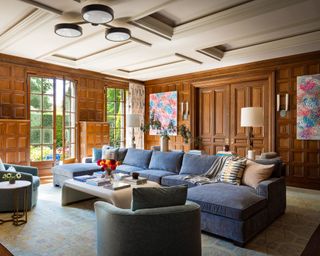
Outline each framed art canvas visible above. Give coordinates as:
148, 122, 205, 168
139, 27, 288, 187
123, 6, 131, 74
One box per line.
297, 74, 320, 140
149, 91, 177, 135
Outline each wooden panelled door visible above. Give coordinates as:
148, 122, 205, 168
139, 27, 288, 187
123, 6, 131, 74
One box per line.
198, 78, 271, 156
199, 85, 230, 155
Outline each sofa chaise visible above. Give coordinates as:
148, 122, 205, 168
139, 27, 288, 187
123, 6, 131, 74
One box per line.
54, 147, 286, 246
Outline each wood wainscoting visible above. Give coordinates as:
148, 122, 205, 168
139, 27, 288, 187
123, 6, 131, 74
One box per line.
194, 72, 275, 156
145, 51, 320, 190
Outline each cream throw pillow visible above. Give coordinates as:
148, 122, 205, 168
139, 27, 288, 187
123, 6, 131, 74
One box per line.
242, 160, 274, 188
0, 158, 6, 171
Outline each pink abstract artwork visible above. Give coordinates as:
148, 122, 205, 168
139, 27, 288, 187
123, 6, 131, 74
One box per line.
149, 91, 177, 135
297, 74, 320, 140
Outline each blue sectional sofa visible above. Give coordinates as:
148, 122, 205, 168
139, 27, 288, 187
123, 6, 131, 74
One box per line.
53, 147, 286, 246
115, 148, 286, 246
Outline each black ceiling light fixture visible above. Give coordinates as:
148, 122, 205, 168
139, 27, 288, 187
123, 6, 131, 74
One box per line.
54, 4, 131, 42
106, 27, 131, 42
81, 4, 114, 24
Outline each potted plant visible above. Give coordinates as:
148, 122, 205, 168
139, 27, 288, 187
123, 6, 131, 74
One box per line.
2, 172, 22, 184
178, 124, 192, 144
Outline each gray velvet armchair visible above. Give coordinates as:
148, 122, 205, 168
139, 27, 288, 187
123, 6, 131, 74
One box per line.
0, 164, 40, 212
95, 200, 202, 256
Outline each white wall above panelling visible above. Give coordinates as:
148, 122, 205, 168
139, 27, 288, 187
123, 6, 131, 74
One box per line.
0, 0, 319, 81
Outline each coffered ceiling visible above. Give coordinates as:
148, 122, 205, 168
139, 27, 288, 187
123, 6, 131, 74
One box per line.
1, 0, 319, 81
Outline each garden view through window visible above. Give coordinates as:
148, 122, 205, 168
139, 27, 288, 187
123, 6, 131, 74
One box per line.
30, 77, 76, 162
106, 88, 126, 147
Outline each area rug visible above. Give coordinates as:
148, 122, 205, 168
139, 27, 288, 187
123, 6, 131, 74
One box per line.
0, 185, 319, 256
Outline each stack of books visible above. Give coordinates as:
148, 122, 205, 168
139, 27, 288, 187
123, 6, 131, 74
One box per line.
86, 178, 110, 186
123, 176, 147, 185
73, 175, 96, 182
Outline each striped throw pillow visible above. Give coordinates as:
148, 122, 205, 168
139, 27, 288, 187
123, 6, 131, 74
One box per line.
220, 158, 247, 185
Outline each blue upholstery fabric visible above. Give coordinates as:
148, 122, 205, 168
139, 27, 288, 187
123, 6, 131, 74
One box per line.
52, 163, 101, 178
180, 154, 218, 175
132, 185, 188, 211
200, 207, 268, 245
95, 201, 201, 256
187, 183, 267, 220
137, 169, 176, 183
115, 164, 144, 174
161, 174, 197, 188
256, 177, 286, 224
148, 151, 184, 173
122, 148, 152, 169
92, 148, 102, 163
255, 158, 283, 177
0, 164, 39, 212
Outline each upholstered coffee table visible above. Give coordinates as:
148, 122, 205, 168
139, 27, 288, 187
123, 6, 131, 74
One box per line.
61, 179, 160, 209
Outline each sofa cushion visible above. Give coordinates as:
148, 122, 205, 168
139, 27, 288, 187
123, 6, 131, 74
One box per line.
52, 163, 101, 178
161, 174, 197, 188
148, 151, 184, 173
102, 148, 119, 160
132, 185, 188, 211
220, 158, 247, 185
92, 148, 102, 163
255, 158, 282, 177
117, 148, 128, 162
115, 164, 144, 175
137, 169, 176, 183
123, 149, 152, 169
242, 160, 274, 188
179, 154, 218, 175
0, 158, 5, 171
187, 183, 267, 220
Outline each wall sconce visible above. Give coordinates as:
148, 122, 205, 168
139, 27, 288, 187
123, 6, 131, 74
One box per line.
277, 93, 289, 117
181, 101, 189, 120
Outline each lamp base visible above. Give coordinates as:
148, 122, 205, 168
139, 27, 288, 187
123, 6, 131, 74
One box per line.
247, 150, 255, 160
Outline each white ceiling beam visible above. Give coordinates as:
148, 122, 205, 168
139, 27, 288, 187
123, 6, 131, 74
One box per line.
0, 9, 54, 51
17, 0, 63, 15
128, 0, 178, 22
173, 0, 307, 38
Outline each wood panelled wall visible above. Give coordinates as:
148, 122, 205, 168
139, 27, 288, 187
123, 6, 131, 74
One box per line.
0, 53, 128, 169
144, 81, 192, 152
145, 51, 320, 190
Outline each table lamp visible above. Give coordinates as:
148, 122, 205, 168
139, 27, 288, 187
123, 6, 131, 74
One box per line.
240, 107, 264, 160
126, 114, 140, 148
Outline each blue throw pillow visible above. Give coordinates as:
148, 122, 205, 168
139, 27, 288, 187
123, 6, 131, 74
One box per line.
132, 185, 188, 211
179, 154, 218, 175
149, 151, 184, 173
92, 148, 102, 163
122, 148, 152, 169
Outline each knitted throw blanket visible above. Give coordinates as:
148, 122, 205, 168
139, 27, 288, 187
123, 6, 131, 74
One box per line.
183, 156, 232, 185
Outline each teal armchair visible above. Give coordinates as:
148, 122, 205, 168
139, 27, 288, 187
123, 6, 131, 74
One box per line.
0, 164, 40, 212
95, 200, 202, 256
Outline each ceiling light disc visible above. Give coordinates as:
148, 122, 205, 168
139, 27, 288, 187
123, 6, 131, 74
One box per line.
82, 4, 114, 24
54, 23, 82, 37
106, 27, 131, 42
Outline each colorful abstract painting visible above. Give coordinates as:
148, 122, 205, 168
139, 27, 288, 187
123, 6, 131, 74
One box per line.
297, 74, 320, 140
149, 91, 177, 135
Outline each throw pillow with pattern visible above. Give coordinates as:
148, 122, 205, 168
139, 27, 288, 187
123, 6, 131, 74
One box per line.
219, 158, 247, 185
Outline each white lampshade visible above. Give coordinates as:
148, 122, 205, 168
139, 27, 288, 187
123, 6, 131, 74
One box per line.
240, 107, 264, 127
126, 114, 140, 128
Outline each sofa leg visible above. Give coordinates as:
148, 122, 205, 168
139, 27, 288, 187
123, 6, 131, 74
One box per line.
233, 241, 245, 247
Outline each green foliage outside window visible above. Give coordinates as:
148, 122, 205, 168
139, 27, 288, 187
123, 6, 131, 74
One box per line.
106, 88, 125, 147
